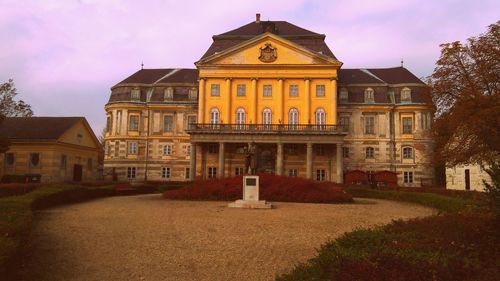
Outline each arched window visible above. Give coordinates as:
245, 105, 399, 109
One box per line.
262, 108, 272, 129
401, 87, 411, 103
209, 108, 220, 128
236, 108, 246, 129
315, 108, 326, 129
402, 146, 413, 159
364, 88, 374, 103
288, 108, 299, 129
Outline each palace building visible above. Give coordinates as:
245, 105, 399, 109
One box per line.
104, 14, 435, 186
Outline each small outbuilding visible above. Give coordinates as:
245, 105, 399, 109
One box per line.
0, 117, 101, 183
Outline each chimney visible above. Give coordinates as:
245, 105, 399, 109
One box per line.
256, 13, 261, 23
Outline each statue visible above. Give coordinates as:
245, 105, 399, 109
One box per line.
244, 142, 257, 175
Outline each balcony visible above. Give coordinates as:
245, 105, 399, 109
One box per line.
186, 123, 347, 135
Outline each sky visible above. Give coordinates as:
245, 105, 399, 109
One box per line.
0, 0, 498, 134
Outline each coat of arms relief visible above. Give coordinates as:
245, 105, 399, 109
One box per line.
258, 43, 277, 63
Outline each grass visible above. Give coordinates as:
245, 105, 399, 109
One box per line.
0, 184, 115, 279
277, 187, 498, 281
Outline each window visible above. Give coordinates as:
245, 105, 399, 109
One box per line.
163, 144, 172, 155
364, 88, 374, 103
188, 88, 197, 100
208, 167, 217, 178
236, 108, 246, 129
289, 85, 298, 97
421, 112, 431, 130
187, 115, 197, 130
316, 85, 325, 97
162, 167, 171, 179
339, 88, 348, 103
208, 144, 217, 154
87, 158, 93, 170
288, 169, 298, 177
402, 117, 413, 134
106, 116, 112, 132
235, 167, 244, 176
127, 167, 136, 179
5, 153, 15, 166
237, 84, 246, 96
236, 145, 245, 154
29, 153, 40, 167
128, 142, 137, 154
339, 116, 349, 132
316, 169, 326, 181
60, 155, 67, 169
402, 147, 413, 159
401, 88, 411, 103
131, 89, 140, 101
164, 87, 174, 101
404, 171, 413, 183
315, 108, 326, 127
289, 108, 299, 128
129, 115, 139, 131
287, 144, 298, 155
364, 116, 375, 134
104, 142, 109, 156
342, 147, 349, 158
114, 141, 120, 157
262, 108, 272, 127
315, 145, 325, 156
186, 145, 191, 156
211, 84, 220, 96
365, 147, 375, 159
209, 108, 220, 126
263, 85, 272, 97
185, 167, 190, 179
163, 115, 173, 132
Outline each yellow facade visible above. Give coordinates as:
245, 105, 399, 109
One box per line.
196, 33, 341, 126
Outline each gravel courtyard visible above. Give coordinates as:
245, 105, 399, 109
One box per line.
21, 194, 435, 281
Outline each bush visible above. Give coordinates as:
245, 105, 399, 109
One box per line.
0, 184, 39, 197
277, 213, 500, 281
483, 160, 500, 223
164, 174, 353, 204
1, 175, 26, 183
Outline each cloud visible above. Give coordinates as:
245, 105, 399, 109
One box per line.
0, 0, 498, 133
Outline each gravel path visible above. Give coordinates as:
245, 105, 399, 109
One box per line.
20, 195, 435, 281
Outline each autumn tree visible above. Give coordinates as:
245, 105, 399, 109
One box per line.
0, 79, 34, 152
430, 21, 500, 166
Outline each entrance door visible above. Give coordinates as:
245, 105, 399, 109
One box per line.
464, 169, 470, 191
73, 164, 83, 182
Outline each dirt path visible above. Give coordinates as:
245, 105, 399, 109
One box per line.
20, 195, 435, 281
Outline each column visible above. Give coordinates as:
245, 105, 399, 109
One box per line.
306, 142, 313, 179
189, 143, 197, 181
276, 142, 283, 176
331, 78, 338, 124
305, 78, 311, 124
218, 142, 225, 178
277, 78, 284, 124
336, 143, 344, 184
198, 78, 206, 123
251, 78, 258, 123
225, 78, 232, 124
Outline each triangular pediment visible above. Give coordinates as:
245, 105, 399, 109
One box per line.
196, 33, 342, 67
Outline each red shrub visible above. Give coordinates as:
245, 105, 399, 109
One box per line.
163, 174, 353, 203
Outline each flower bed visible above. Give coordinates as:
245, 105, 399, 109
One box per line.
163, 174, 353, 203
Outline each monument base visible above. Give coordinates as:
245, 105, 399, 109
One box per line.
228, 199, 273, 209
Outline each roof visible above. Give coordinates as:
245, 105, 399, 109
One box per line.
338, 67, 425, 85
115, 68, 198, 86
200, 20, 336, 60
0, 117, 83, 141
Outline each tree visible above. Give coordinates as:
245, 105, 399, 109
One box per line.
0, 79, 33, 118
483, 161, 500, 224
430, 21, 500, 166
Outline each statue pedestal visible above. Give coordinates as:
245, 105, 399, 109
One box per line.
228, 175, 272, 209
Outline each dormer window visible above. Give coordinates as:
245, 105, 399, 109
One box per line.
339, 88, 348, 103
188, 88, 197, 100
364, 88, 374, 103
131, 89, 140, 101
401, 88, 411, 103
164, 87, 174, 101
